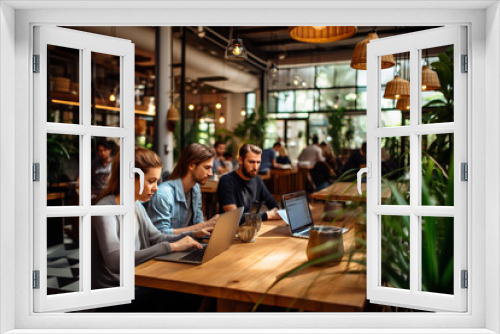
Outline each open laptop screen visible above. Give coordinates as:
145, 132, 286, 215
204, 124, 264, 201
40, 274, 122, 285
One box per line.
283, 191, 313, 232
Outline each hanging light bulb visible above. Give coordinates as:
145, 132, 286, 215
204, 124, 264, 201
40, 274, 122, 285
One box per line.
270, 63, 279, 77
219, 113, 226, 124
225, 28, 248, 61
188, 104, 195, 111
240, 108, 246, 116
215, 103, 222, 109
109, 94, 116, 102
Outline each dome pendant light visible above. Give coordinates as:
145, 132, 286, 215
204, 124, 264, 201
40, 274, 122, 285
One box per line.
421, 50, 441, 91
396, 97, 410, 111
351, 29, 395, 70
421, 65, 441, 91
289, 26, 357, 44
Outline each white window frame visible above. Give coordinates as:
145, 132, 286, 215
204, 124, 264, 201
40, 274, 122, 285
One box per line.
0, 2, 498, 333
32, 26, 136, 312
366, 26, 467, 312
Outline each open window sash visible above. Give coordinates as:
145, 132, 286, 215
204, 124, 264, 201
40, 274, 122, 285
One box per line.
366, 26, 467, 312
33, 26, 135, 312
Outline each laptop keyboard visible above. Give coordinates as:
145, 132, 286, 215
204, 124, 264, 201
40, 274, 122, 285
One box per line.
293, 229, 310, 238
178, 248, 206, 263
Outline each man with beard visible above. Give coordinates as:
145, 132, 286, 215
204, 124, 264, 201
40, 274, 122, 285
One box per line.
147, 143, 218, 234
217, 144, 280, 221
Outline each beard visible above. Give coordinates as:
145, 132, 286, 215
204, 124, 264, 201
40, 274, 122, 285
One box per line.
242, 164, 257, 179
193, 171, 208, 185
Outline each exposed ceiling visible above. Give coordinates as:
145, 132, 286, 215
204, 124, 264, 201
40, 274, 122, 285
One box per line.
178, 26, 439, 75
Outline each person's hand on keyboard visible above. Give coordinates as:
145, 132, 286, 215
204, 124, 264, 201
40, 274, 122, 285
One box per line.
170, 236, 202, 252
193, 227, 213, 239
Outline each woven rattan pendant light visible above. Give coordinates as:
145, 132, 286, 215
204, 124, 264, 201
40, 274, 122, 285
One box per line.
396, 97, 410, 110
350, 31, 395, 70
421, 65, 441, 91
384, 75, 410, 99
288, 26, 357, 44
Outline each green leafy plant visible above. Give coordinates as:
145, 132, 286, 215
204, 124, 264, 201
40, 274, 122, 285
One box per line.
326, 107, 355, 156
47, 134, 77, 186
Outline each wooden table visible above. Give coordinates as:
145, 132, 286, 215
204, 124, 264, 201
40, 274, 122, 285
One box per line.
312, 182, 393, 202
135, 206, 367, 312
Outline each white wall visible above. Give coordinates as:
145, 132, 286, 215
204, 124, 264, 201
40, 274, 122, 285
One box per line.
2, 4, 497, 332
225, 92, 246, 132
0, 2, 16, 333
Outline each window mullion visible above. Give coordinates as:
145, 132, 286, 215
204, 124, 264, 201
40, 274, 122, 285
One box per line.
81, 47, 92, 295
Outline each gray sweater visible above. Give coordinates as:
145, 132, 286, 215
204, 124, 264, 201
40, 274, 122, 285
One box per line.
91, 194, 192, 289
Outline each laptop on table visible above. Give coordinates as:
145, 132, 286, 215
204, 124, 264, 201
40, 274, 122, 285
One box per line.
282, 191, 314, 239
155, 207, 244, 265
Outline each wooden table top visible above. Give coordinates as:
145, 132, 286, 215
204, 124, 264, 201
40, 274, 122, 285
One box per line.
135, 206, 366, 312
311, 182, 393, 202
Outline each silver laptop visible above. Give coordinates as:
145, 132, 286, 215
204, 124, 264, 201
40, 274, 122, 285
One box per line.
155, 207, 243, 264
282, 191, 314, 239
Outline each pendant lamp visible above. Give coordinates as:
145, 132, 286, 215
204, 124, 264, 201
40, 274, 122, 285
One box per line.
288, 26, 357, 44
396, 97, 410, 111
421, 65, 441, 91
350, 31, 395, 70
384, 75, 410, 100
226, 27, 248, 61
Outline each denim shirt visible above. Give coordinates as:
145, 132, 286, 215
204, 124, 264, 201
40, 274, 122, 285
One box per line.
147, 178, 204, 234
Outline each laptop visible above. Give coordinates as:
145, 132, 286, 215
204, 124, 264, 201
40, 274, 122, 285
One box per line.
282, 191, 314, 239
155, 207, 243, 264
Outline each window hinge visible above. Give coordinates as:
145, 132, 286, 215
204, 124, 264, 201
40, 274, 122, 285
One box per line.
33, 163, 40, 182
33, 270, 40, 289
33, 54, 40, 73
461, 54, 468, 73
461, 162, 468, 181
461, 270, 468, 289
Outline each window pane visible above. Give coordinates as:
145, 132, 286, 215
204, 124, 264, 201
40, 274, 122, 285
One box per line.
47, 134, 80, 206
91, 52, 121, 127
246, 92, 256, 115
421, 216, 454, 294
381, 109, 404, 127
268, 92, 278, 113
91, 137, 120, 203
289, 67, 315, 89
422, 133, 454, 206
286, 120, 308, 162
333, 63, 356, 87
48, 45, 80, 124
421, 45, 453, 124
47, 216, 80, 295
382, 52, 410, 125
91, 215, 122, 290
316, 65, 334, 88
319, 88, 357, 111
295, 90, 317, 112
381, 136, 410, 205
277, 91, 294, 112
381, 215, 410, 290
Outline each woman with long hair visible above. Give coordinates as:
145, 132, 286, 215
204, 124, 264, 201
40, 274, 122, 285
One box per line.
92, 146, 209, 290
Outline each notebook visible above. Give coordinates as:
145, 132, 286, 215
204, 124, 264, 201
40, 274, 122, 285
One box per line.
155, 207, 243, 264
282, 191, 314, 239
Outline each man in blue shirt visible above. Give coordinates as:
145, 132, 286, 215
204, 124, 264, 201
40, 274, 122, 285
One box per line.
258, 142, 281, 174
147, 143, 218, 234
